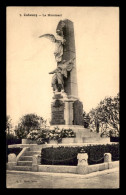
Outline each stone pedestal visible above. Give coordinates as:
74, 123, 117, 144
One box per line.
77, 153, 89, 174
77, 153, 88, 166
50, 92, 83, 126
51, 97, 65, 125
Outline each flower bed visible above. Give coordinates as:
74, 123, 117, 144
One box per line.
41, 143, 119, 166
27, 129, 40, 140
61, 128, 76, 138
26, 127, 76, 144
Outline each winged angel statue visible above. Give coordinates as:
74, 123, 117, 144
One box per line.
39, 34, 66, 62
39, 20, 75, 92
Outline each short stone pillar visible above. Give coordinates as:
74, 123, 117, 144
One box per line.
76, 151, 89, 174
7, 153, 17, 170
104, 153, 112, 162
32, 154, 41, 172
77, 153, 88, 166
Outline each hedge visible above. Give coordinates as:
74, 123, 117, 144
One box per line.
6, 147, 22, 162
110, 137, 119, 142
41, 144, 119, 166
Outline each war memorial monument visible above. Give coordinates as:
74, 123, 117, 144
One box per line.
39, 19, 102, 143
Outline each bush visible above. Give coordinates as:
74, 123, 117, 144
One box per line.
6, 147, 22, 162
15, 114, 46, 139
6, 134, 21, 146
61, 128, 76, 138
41, 144, 119, 166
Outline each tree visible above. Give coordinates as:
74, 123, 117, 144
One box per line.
6, 115, 12, 134
83, 111, 90, 128
15, 114, 46, 139
88, 93, 120, 137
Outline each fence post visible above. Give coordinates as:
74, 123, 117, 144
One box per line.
7, 153, 17, 170
76, 149, 89, 174
32, 154, 41, 172
104, 153, 112, 162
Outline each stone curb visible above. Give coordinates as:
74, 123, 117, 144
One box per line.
7, 167, 119, 179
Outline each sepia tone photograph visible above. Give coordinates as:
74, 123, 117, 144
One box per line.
6, 6, 119, 188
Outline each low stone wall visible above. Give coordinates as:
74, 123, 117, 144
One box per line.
8, 144, 43, 151
38, 165, 77, 174
38, 161, 119, 174
42, 142, 118, 148
7, 143, 119, 174
33, 152, 119, 174
8, 142, 118, 151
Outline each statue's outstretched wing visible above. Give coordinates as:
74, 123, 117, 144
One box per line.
39, 34, 56, 43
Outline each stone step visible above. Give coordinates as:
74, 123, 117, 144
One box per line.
13, 166, 32, 171
74, 137, 83, 143
72, 128, 101, 138
82, 137, 101, 143
19, 156, 33, 161
17, 161, 32, 166
24, 151, 41, 156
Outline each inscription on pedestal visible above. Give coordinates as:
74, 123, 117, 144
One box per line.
51, 100, 65, 125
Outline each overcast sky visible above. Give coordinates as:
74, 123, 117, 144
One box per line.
7, 7, 119, 126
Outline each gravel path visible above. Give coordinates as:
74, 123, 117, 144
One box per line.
6, 168, 119, 189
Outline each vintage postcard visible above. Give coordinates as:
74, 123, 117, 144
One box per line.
6, 6, 119, 189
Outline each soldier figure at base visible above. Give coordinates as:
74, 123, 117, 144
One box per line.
49, 58, 75, 92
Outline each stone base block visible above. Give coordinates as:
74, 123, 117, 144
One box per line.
38, 165, 77, 174
32, 164, 38, 172
62, 138, 75, 143
22, 139, 37, 144
76, 165, 89, 175
74, 137, 83, 143
83, 137, 100, 143
48, 140, 58, 144
88, 164, 99, 173
99, 138, 110, 143
7, 162, 17, 170
99, 163, 109, 171
108, 161, 119, 169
